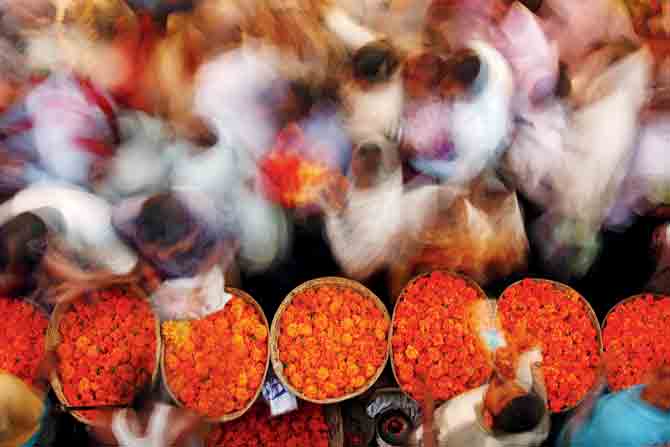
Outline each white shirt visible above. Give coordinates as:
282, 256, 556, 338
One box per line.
0, 184, 137, 274
413, 349, 549, 447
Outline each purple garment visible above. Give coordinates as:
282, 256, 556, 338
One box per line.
112, 192, 224, 279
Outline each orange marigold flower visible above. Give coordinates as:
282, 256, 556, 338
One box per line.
56, 288, 157, 423
391, 271, 492, 402
0, 298, 48, 387
603, 294, 670, 392
277, 284, 389, 400
206, 402, 330, 447
163, 295, 268, 419
497, 279, 601, 412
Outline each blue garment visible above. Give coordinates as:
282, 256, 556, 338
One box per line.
562, 385, 670, 447
21, 398, 49, 447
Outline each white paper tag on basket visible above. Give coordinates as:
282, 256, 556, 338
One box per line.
151, 266, 232, 321
262, 373, 298, 417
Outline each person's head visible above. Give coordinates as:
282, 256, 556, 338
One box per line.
353, 40, 400, 84
483, 374, 546, 434
440, 48, 482, 100
0, 212, 48, 278
135, 193, 200, 263
641, 364, 670, 411
517, 0, 542, 14
350, 141, 398, 189
403, 51, 449, 100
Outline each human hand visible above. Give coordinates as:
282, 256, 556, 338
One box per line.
318, 176, 348, 215
112, 404, 202, 447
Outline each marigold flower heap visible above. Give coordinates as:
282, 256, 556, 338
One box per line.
56, 288, 157, 422
0, 297, 48, 386
391, 271, 492, 402
278, 285, 389, 400
603, 294, 670, 391
206, 402, 330, 447
259, 124, 344, 209
497, 279, 601, 412
162, 296, 268, 419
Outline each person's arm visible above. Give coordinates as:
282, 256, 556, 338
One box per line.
563, 360, 607, 440
516, 347, 543, 390
322, 7, 379, 52
0, 273, 24, 296
43, 245, 137, 304
530, 362, 548, 404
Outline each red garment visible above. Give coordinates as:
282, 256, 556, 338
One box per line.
109, 13, 161, 112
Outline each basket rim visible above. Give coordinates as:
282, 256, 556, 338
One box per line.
45, 283, 161, 427
601, 293, 670, 391
496, 277, 604, 414
602, 293, 670, 334
160, 287, 270, 423
270, 276, 390, 404
389, 269, 490, 405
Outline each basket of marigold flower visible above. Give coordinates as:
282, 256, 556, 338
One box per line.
205, 401, 343, 447
496, 278, 602, 413
161, 289, 269, 422
390, 270, 493, 404
270, 277, 390, 404
0, 297, 49, 388
603, 293, 670, 392
46, 283, 160, 426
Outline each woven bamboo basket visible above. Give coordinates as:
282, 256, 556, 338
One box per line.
161, 288, 269, 423
45, 282, 161, 427
270, 277, 390, 404
389, 270, 491, 405
602, 293, 670, 390
496, 278, 603, 413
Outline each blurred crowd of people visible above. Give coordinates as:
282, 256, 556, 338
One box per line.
1, 0, 670, 445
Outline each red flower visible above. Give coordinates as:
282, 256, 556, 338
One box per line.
603, 294, 670, 391
277, 285, 389, 401
162, 296, 268, 419
392, 271, 492, 402
0, 298, 48, 387
259, 124, 344, 209
206, 403, 330, 447
497, 279, 601, 412
57, 288, 157, 423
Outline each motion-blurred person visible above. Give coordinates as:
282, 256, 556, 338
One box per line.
424, 0, 508, 51
0, 373, 47, 447
322, 137, 439, 294
110, 383, 205, 447
95, 110, 178, 203
540, 0, 639, 65
402, 172, 529, 291
411, 348, 549, 447
503, 43, 651, 279
112, 191, 237, 320
406, 40, 514, 186
496, 2, 559, 113
0, 71, 120, 189
559, 364, 670, 447
0, 184, 138, 306
647, 222, 670, 295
